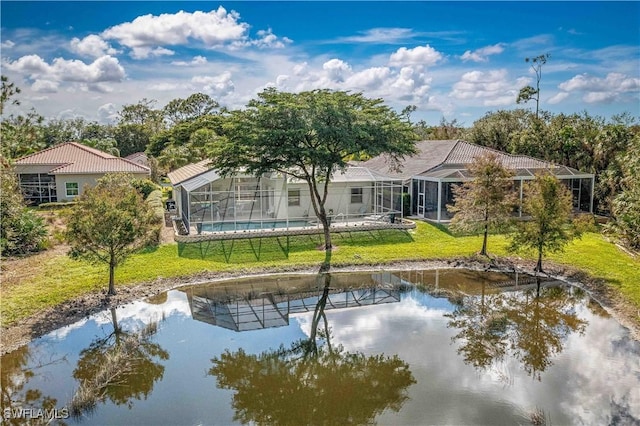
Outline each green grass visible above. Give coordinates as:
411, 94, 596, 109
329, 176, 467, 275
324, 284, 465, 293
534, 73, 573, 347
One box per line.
2, 222, 638, 327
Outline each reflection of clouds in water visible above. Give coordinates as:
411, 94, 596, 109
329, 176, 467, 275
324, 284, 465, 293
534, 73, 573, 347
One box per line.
294, 290, 640, 425
294, 297, 449, 351
45, 290, 191, 339
557, 304, 640, 424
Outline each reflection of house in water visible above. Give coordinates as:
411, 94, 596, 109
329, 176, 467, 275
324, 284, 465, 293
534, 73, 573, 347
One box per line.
178, 270, 564, 332
180, 273, 403, 332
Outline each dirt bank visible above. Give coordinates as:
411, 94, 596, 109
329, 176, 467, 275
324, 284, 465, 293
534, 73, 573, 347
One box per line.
2, 256, 638, 355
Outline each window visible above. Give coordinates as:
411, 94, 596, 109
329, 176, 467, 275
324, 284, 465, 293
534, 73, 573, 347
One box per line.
351, 187, 363, 204
66, 182, 79, 197
288, 189, 300, 206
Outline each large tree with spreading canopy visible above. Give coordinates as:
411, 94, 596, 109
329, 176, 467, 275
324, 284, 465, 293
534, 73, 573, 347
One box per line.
211, 88, 417, 271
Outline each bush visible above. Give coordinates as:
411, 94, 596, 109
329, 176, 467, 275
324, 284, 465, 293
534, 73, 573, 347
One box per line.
132, 179, 160, 199
1, 208, 48, 256
146, 190, 165, 224
38, 201, 77, 210
1, 162, 48, 256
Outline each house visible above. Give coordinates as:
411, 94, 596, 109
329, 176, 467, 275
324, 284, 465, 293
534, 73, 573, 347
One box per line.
14, 142, 151, 205
363, 139, 595, 222
167, 161, 404, 234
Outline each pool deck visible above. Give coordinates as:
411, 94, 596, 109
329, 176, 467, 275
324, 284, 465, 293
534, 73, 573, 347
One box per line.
173, 218, 416, 243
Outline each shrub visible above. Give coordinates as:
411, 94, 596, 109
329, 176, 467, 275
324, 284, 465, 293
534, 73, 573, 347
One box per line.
132, 179, 160, 199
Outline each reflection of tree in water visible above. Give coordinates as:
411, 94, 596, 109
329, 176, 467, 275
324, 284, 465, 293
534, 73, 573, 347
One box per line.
209, 273, 416, 425
1, 345, 67, 425
70, 308, 169, 418
447, 282, 587, 380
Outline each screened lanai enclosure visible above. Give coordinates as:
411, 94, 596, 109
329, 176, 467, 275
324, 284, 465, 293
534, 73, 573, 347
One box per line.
170, 165, 405, 236
411, 164, 594, 222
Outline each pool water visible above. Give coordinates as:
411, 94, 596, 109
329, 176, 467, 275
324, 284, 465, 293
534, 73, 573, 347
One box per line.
200, 219, 313, 232
2, 269, 639, 425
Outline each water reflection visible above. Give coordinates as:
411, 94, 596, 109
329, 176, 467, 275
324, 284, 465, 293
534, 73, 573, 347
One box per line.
181, 273, 402, 332
208, 273, 417, 425
1, 344, 67, 425
70, 308, 169, 419
2, 269, 638, 425
446, 280, 587, 380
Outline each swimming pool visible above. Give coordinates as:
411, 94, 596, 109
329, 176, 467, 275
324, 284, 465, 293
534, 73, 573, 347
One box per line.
200, 219, 314, 232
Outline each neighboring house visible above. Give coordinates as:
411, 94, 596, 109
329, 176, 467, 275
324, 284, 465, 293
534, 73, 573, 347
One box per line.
364, 139, 595, 222
14, 142, 151, 205
167, 160, 404, 234
124, 152, 150, 168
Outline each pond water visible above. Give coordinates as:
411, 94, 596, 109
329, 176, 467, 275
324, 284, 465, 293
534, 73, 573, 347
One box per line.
2, 269, 640, 425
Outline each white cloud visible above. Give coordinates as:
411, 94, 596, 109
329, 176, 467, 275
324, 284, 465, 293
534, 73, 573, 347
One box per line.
322, 58, 353, 82
548, 91, 570, 104
293, 62, 308, 76
336, 28, 417, 44
460, 43, 505, 62
5, 54, 126, 85
450, 69, 527, 106
31, 79, 59, 93
558, 72, 640, 104
1, 40, 15, 49
346, 66, 392, 90
192, 72, 235, 97
252, 29, 293, 49
97, 102, 118, 122
130, 46, 175, 60
70, 34, 117, 58
171, 55, 208, 66
389, 45, 443, 67
102, 7, 248, 52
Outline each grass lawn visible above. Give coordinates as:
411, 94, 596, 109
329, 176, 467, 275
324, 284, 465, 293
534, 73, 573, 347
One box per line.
1, 221, 638, 327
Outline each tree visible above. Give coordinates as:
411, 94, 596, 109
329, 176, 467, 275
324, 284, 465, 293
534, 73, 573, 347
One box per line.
0, 159, 48, 256
608, 134, 640, 249
447, 152, 517, 256
65, 173, 160, 295
509, 171, 579, 272
211, 89, 416, 271
516, 53, 550, 119
1, 75, 21, 115
162, 92, 219, 126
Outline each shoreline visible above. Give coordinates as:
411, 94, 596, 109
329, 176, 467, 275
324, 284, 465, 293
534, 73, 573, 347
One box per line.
2, 256, 639, 355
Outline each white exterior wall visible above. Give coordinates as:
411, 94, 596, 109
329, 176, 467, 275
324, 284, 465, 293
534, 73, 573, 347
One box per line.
272, 180, 375, 221
55, 172, 150, 202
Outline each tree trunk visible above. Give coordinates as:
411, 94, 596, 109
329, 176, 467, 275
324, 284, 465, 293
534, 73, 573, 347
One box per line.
108, 257, 116, 295
481, 223, 488, 256
319, 215, 332, 273
535, 244, 543, 273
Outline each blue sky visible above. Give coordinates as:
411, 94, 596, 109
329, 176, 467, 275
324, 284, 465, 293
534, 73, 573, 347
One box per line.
1, 1, 639, 126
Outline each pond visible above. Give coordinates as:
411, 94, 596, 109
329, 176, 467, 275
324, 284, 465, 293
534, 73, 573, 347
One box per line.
2, 269, 639, 425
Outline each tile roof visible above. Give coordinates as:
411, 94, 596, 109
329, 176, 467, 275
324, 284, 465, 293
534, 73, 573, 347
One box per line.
167, 159, 212, 185
15, 142, 150, 174
362, 140, 458, 180
366, 139, 590, 180
124, 152, 150, 167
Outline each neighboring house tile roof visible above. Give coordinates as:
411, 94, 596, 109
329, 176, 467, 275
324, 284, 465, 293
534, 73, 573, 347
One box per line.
124, 152, 150, 167
167, 159, 212, 185
15, 142, 150, 174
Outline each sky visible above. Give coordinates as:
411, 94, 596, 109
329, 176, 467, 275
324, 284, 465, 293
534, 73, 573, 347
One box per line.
1, 1, 639, 126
